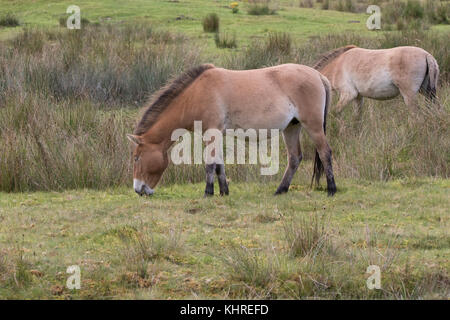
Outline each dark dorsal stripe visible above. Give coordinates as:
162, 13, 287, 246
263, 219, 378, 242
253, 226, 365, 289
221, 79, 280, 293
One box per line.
134, 64, 215, 135
313, 45, 357, 71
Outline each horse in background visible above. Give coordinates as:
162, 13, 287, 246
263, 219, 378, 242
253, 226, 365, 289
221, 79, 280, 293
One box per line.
314, 45, 440, 114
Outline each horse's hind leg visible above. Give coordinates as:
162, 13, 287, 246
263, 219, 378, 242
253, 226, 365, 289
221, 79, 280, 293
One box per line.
399, 89, 419, 111
215, 164, 229, 196
308, 130, 337, 196
353, 96, 364, 128
275, 123, 302, 195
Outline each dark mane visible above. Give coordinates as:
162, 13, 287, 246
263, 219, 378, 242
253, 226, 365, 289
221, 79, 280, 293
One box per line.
134, 64, 215, 135
313, 45, 357, 70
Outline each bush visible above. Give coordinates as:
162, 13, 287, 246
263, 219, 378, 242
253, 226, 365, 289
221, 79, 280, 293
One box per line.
299, 0, 315, 8
426, 0, 450, 24
436, 2, 450, 24
0, 13, 20, 27
225, 32, 293, 69
247, 0, 277, 15
403, 0, 424, 20
202, 13, 220, 32
215, 32, 237, 49
335, 0, 356, 13
266, 32, 292, 56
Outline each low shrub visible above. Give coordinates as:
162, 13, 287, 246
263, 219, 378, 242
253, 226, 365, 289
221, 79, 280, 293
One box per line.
215, 32, 237, 49
0, 13, 20, 27
202, 13, 220, 32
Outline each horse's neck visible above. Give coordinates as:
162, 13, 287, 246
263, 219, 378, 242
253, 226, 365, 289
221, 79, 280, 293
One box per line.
320, 62, 340, 87
143, 102, 191, 150
320, 62, 337, 79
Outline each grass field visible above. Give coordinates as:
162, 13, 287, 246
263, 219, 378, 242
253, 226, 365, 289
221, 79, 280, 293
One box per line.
0, 179, 448, 299
0, 0, 449, 299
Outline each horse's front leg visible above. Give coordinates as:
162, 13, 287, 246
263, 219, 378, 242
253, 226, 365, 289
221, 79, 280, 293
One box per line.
204, 163, 216, 197
334, 90, 358, 114
215, 164, 229, 196
353, 96, 364, 127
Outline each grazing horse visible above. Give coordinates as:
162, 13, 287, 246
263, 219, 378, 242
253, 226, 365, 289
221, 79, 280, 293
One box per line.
127, 64, 337, 197
314, 45, 440, 114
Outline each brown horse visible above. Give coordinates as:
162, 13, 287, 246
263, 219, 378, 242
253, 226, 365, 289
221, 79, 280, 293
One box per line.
127, 64, 337, 197
314, 45, 440, 114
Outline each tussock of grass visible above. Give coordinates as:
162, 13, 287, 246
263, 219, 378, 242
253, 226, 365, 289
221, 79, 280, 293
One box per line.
214, 32, 237, 49
0, 13, 20, 27
247, 0, 277, 15
282, 213, 330, 257
58, 16, 91, 28
118, 224, 183, 287
299, 0, 315, 9
221, 244, 280, 291
202, 13, 219, 33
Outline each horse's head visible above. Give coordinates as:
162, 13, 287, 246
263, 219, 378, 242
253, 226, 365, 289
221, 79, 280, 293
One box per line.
127, 134, 168, 196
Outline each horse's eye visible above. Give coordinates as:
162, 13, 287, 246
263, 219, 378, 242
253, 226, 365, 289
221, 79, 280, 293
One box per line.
134, 156, 139, 162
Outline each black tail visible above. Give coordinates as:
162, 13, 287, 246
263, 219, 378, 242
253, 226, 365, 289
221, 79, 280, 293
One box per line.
311, 76, 330, 188
420, 54, 440, 105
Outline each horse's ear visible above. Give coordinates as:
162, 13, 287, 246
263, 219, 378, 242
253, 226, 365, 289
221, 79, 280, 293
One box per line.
126, 134, 142, 146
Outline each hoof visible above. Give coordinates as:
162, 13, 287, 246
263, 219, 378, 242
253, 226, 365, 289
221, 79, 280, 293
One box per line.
204, 192, 214, 198
274, 187, 289, 195
220, 186, 229, 196
327, 188, 337, 197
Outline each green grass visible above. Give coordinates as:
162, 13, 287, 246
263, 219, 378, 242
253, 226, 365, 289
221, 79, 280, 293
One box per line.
0, 1, 415, 45
1, 0, 448, 50
0, 179, 448, 299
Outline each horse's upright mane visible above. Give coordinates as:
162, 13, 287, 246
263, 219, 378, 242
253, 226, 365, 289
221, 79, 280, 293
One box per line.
313, 45, 357, 70
134, 64, 215, 135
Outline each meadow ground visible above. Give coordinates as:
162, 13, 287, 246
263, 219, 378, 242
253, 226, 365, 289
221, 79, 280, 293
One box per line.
0, 179, 448, 299
0, 0, 449, 299
0, 0, 370, 42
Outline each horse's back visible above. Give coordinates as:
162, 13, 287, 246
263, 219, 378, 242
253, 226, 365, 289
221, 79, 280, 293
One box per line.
191, 64, 327, 130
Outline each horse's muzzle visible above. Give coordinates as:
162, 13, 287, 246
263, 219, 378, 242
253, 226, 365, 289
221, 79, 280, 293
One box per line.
134, 179, 154, 196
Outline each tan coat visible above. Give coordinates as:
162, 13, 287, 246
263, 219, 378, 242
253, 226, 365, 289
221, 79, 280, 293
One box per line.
128, 64, 337, 197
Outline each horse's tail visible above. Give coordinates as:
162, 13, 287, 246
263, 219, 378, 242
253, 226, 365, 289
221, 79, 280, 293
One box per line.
421, 54, 440, 103
311, 74, 331, 188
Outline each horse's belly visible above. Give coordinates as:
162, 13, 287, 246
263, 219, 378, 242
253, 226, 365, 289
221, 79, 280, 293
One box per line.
357, 74, 399, 100
225, 99, 297, 131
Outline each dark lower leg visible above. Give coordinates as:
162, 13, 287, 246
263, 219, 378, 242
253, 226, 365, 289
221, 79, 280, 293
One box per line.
204, 163, 216, 197
319, 147, 336, 196
275, 124, 302, 195
215, 164, 229, 196
275, 153, 302, 194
